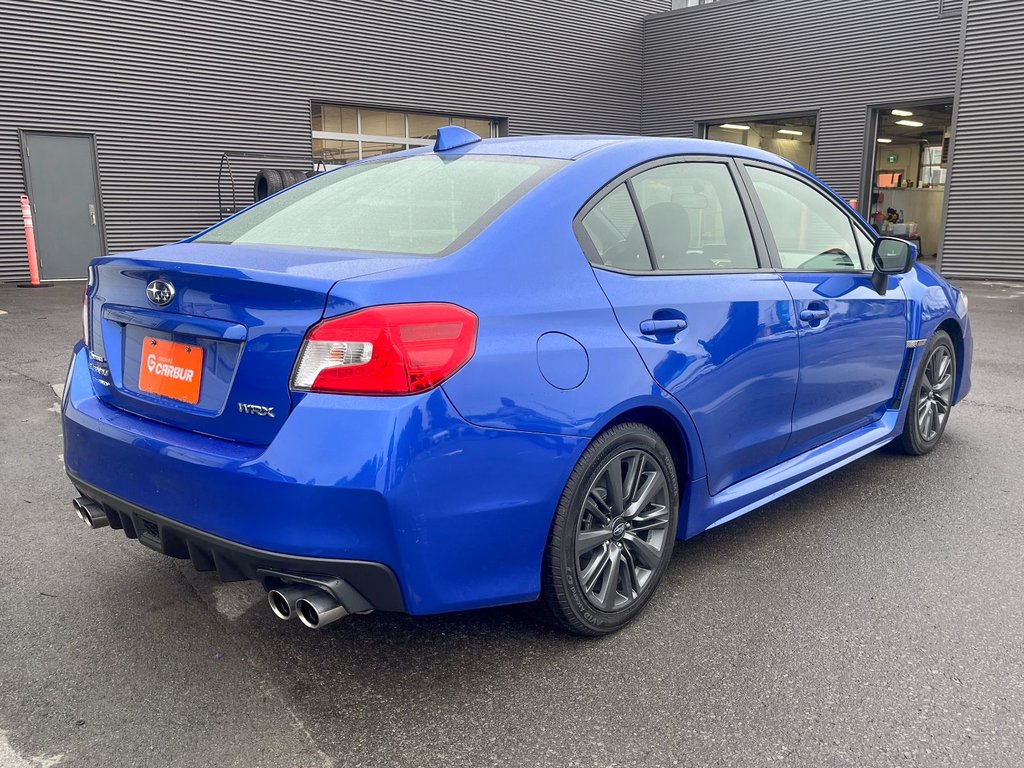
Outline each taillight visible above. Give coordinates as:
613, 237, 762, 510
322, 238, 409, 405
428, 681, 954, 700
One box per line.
82, 284, 89, 347
291, 303, 477, 395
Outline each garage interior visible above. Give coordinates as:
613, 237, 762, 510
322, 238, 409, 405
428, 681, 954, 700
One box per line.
868, 103, 953, 260
705, 115, 818, 172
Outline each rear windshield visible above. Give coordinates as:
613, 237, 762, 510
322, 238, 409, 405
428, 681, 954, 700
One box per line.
197, 154, 566, 255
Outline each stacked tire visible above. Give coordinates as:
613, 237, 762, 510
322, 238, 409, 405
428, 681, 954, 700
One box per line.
253, 169, 311, 201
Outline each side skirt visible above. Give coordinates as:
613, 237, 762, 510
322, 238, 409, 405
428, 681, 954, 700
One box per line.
681, 411, 901, 539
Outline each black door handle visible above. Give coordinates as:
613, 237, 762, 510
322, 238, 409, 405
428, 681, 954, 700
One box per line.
640, 318, 688, 335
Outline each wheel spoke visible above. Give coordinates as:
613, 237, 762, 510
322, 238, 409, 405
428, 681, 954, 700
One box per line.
932, 373, 953, 394
584, 488, 614, 523
626, 470, 666, 517
581, 545, 611, 592
918, 401, 931, 434
630, 504, 670, 533
622, 532, 661, 570
605, 463, 625, 516
622, 452, 642, 502
594, 545, 622, 610
620, 546, 638, 599
576, 528, 613, 555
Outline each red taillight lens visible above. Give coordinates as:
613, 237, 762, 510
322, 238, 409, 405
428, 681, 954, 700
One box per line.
291, 303, 478, 395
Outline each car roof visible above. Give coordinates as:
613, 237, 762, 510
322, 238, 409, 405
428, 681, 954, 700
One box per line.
406, 134, 795, 168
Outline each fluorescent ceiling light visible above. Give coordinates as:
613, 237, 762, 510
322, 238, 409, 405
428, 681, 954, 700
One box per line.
891, 109, 914, 117
777, 129, 804, 136
896, 119, 924, 127
720, 124, 750, 130
877, 138, 893, 144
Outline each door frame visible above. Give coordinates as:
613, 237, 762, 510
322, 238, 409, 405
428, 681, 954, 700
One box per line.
857, 97, 955, 257
18, 129, 107, 278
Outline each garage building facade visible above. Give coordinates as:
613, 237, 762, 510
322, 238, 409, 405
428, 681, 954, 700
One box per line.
0, 0, 667, 280
1, 0, 1022, 281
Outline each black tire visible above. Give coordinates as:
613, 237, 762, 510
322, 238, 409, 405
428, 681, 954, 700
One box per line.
253, 169, 284, 201
541, 423, 680, 636
898, 330, 956, 456
254, 168, 307, 201
280, 169, 307, 187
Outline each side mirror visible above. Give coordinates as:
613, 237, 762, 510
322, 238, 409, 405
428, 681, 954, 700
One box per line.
870, 237, 918, 295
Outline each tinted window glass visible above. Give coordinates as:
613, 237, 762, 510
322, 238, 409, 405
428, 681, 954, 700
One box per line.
747, 167, 863, 270
199, 155, 566, 256
632, 162, 758, 270
580, 184, 651, 272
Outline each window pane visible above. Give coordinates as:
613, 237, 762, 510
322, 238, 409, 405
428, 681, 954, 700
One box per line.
464, 118, 493, 138
359, 109, 405, 138
361, 141, 406, 160
319, 104, 357, 134
198, 155, 566, 256
408, 113, 450, 140
632, 162, 757, 270
581, 185, 650, 271
313, 139, 359, 166
747, 167, 861, 270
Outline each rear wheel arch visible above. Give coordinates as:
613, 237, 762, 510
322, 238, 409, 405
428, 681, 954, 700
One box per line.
603, 406, 693, 487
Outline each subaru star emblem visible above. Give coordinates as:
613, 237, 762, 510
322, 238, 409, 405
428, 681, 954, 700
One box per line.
146, 279, 175, 306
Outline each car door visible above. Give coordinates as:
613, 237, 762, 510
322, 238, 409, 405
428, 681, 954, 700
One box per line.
740, 163, 909, 457
578, 157, 801, 496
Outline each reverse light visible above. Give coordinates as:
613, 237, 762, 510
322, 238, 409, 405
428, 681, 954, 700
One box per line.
291, 303, 478, 395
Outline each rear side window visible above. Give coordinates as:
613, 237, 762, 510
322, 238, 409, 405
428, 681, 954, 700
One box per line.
747, 166, 863, 271
631, 162, 758, 270
197, 154, 566, 256
580, 184, 652, 272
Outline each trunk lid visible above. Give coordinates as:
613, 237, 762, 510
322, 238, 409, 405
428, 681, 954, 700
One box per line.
85, 242, 421, 444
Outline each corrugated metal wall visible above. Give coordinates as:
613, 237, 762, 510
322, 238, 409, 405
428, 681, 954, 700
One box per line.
0, 0, 668, 281
643, 0, 962, 199
941, 0, 1024, 280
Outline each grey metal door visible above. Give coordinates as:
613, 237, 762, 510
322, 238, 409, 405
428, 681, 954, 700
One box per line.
22, 132, 104, 279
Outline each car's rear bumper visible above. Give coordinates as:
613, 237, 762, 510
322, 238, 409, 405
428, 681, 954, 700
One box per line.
68, 474, 406, 611
62, 344, 587, 614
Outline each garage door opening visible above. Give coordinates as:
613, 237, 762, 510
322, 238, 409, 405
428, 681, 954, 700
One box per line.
703, 114, 817, 172
866, 102, 953, 262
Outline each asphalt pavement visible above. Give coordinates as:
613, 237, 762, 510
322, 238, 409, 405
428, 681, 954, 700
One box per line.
0, 280, 1021, 768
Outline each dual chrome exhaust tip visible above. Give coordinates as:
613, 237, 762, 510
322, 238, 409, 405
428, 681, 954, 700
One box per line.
268, 585, 350, 629
72, 496, 109, 529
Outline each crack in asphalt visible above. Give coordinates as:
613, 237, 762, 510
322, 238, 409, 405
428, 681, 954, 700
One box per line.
0, 361, 57, 394
959, 398, 1024, 416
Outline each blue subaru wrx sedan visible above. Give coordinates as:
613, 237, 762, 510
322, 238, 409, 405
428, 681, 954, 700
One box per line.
63, 127, 972, 635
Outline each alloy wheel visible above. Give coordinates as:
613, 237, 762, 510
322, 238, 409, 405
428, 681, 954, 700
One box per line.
575, 449, 671, 611
917, 345, 955, 442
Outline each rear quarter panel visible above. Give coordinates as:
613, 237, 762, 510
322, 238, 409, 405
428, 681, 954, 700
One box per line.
321, 146, 716, 482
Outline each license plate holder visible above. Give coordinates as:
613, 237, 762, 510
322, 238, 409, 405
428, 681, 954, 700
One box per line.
138, 337, 203, 404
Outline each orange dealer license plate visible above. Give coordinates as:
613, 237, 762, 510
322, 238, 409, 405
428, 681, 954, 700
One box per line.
139, 337, 203, 404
